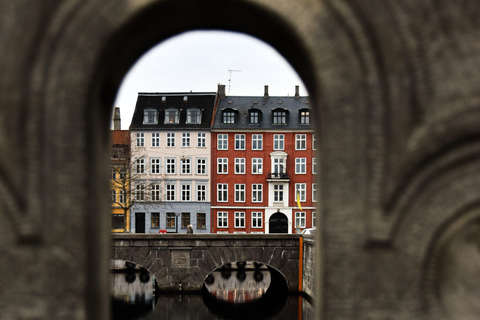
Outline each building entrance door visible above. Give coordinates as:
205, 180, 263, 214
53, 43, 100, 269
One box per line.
269, 212, 288, 233
135, 213, 145, 233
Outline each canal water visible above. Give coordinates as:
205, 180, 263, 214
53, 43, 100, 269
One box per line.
112, 262, 314, 320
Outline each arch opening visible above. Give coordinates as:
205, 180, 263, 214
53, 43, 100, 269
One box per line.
202, 261, 289, 319
99, 1, 319, 318
111, 259, 158, 320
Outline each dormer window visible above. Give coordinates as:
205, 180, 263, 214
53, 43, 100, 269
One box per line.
187, 108, 202, 124
272, 109, 287, 124
300, 109, 310, 124
165, 109, 179, 124
222, 109, 236, 124
143, 109, 158, 125
249, 109, 261, 124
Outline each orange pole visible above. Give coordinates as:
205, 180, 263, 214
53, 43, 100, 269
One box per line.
298, 236, 303, 292
298, 236, 304, 319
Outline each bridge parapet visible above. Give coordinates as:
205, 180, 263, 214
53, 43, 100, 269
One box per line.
111, 234, 302, 291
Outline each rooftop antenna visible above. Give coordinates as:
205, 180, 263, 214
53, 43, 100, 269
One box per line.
228, 69, 241, 95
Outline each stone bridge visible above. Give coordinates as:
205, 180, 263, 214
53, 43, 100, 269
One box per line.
111, 234, 304, 291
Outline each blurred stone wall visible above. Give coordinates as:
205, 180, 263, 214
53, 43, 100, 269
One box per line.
1, 0, 480, 319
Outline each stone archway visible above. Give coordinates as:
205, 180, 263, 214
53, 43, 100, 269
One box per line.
269, 212, 289, 233
4, 1, 480, 320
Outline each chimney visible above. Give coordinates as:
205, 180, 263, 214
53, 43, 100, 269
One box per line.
295, 85, 300, 98
113, 107, 121, 130
264, 85, 269, 98
217, 84, 226, 98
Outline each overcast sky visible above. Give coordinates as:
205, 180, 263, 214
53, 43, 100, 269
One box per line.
113, 30, 307, 129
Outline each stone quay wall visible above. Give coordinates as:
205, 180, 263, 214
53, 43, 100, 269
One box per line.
111, 234, 303, 292
302, 236, 315, 299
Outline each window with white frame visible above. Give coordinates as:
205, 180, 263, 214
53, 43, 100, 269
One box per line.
165, 158, 176, 174
217, 184, 228, 202
312, 157, 317, 174
273, 110, 287, 124
235, 212, 245, 228
252, 212, 262, 228
166, 132, 175, 147
197, 132, 206, 147
222, 110, 235, 124
181, 184, 191, 201
249, 110, 260, 124
196, 158, 207, 175
111, 190, 116, 203
135, 184, 145, 201
252, 134, 263, 150
273, 134, 284, 150
119, 169, 125, 180
165, 109, 179, 124
235, 158, 245, 174
111, 168, 116, 180
252, 158, 263, 174
217, 158, 228, 174
166, 184, 176, 201
182, 133, 190, 147
273, 158, 285, 175
295, 134, 307, 150
273, 184, 284, 202
143, 109, 158, 125
187, 109, 201, 124
181, 158, 191, 174
151, 184, 161, 201
234, 184, 245, 202
119, 190, 125, 204
312, 134, 317, 150
252, 184, 263, 202
312, 212, 316, 227
151, 158, 161, 174
295, 212, 306, 228
135, 158, 145, 174
151, 132, 160, 147
196, 184, 206, 201
217, 212, 228, 228
300, 110, 310, 124
136, 133, 144, 147
235, 134, 245, 150
295, 158, 307, 174
312, 183, 317, 202
295, 183, 307, 202
217, 134, 228, 150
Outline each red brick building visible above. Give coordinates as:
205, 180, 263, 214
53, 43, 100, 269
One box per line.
211, 86, 316, 233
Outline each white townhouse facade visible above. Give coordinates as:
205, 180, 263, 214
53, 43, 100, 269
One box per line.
129, 92, 217, 233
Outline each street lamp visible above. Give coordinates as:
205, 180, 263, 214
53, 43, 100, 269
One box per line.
175, 213, 180, 233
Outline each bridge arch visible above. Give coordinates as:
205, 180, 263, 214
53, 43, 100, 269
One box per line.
111, 234, 301, 291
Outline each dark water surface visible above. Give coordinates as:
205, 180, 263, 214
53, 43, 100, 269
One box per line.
113, 293, 313, 320
111, 264, 313, 320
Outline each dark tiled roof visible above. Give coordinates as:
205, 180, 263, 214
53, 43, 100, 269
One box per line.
129, 92, 217, 131
212, 96, 312, 130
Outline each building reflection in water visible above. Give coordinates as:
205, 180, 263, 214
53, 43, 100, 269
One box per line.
204, 261, 271, 303
111, 260, 157, 320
